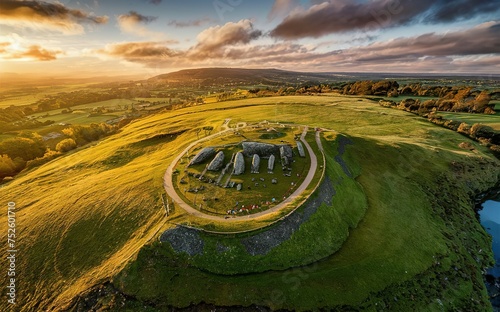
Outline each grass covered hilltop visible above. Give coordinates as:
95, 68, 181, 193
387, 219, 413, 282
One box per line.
1, 94, 499, 311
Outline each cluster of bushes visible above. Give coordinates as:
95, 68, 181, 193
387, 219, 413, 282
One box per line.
342, 80, 400, 97
345, 81, 495, 115
0, 123, 117, 181
379, 99, 500, 158
381, 93, 494, 115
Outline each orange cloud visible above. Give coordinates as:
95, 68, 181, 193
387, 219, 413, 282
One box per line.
117, 11, 161, 38
187, 19, 262, 60
0, 42, 11, 53
5, 45, 63, 61
0, 0, 108, 34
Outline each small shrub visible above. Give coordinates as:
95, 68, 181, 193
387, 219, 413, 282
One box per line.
56, 138, 77, 152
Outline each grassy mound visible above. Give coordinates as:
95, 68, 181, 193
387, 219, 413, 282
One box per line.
1, 95, 499, 311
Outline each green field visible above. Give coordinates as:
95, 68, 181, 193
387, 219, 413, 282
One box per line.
1, 95, 499, 311
438, 111, 500, 130
368, 95, 438, 102
36, 112, 119, 125
0, 83, 102, 108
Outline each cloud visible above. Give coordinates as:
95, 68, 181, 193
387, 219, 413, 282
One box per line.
0, 0, 108, 35
117, 11, 162, 38
187, 19, 262, 59
98, 41, 181, 65
97, 21, 500, 74
424, 0, 500, 23
118, 11, 157, 25
168, 17, 214, 28
1, 44, 62, 61
270, 0, 500, 39
352, 21, 500, 62
268, 0, 299, 21
0, 42, 11, 53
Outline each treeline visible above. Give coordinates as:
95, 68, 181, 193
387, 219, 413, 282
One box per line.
380, 90, 494, 115
342, 81, 496, 114
0, 123, 116, 181
379, 99, 500, 158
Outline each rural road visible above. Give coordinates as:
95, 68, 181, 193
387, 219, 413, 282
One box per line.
163, 124, 322, 222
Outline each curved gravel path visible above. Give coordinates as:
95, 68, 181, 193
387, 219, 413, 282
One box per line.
163, 125, 322, 222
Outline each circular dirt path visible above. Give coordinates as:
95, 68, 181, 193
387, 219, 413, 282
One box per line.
163, 124, 323, 222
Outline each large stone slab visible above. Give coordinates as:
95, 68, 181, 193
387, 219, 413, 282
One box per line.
242, 142, 279, 157
279, 145, 293, 160
296, 141, 305, 157
268, 154, 275, 172
233, 152, 245, 175
207, 151, 225, 171
251, 154, 260, 173
189, 147, 215, 166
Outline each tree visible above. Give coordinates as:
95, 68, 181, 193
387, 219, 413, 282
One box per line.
0, 154, 17, 179
56, 138, 77, 152
0, 136, 45, 161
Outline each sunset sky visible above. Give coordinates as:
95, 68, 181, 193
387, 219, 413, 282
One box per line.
0, 0, 499, 78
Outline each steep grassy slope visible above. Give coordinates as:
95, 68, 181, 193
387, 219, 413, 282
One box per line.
1, 95, 499, 311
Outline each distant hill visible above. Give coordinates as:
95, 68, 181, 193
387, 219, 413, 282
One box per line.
147, 67, 344, 87
146, 67, 500, 89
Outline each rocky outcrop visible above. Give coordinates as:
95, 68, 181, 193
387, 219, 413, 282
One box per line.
189, 147, 215, 166
233, 152, 245, 175
251, 154, 260, 173
207, 151, 225, 171
268, 154, 275, 172
296, 141, 305, 157
242, 142, 279, 157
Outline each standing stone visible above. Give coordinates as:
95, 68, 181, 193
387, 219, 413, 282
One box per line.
296, 141, 305, 157
207, 151, 225, 171
188, 147, 216, 166
279, 145, 293, 161
251, 154, 260, 173
268, 154, 275, 172
237, 184, 242, 191
233, 152, 245, 175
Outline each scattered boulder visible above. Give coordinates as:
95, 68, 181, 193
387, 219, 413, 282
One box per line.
272, 178, 278, 184
233, 152, 245, 175
251, 154, 260, 173
207, 151, 225, 171
237, 184, 242, 191
189, 147, 215, 166
296, 141, 305, 157
268, 154, 275, 172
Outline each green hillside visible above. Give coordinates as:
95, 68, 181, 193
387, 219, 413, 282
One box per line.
1, 95, 499, 311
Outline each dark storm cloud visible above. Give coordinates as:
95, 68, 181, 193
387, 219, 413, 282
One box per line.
270, 0, 500, 39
